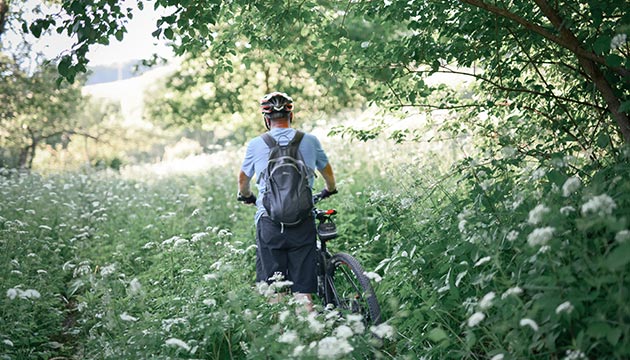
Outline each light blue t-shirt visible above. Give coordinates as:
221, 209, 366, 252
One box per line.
241, 128, 329, 223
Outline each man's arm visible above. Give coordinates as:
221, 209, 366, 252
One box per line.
238, 170, 253, 197
318, 163, 336, 192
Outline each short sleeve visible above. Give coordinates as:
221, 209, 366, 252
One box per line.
312, 136, 329, 170
241, 140, 257, 178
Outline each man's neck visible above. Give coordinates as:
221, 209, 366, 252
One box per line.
270, 120, 291, 129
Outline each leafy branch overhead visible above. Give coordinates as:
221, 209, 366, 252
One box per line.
20, 0, 630, 153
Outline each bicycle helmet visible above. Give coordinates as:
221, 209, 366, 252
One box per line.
261, 92, 293, 115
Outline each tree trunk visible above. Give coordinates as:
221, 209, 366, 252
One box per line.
533, 0, 630, 143
0, 0, 8, 40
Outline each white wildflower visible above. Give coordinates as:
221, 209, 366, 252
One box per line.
6, 288, 19, 300
479, 292, 496, 310
317, 336, 353, 359
467, 312, 485, 327
292, 345, 306, 357
532, 167, 546, 180
173, 238, 190, 247
278, 330, 298, 344
563, 349, 587, 360
519, 318, 539, 331
100, 264, 116, 277
507, 230, 519, 241
458, 219, 467, 234
203, 298, 217, 307
191, 232, 208, 242
364, 271, 382, 282
120, 312, 138, 321
165, 338, 191, 352
20, 289, 40, 299
256, 281, 274, 297
501, 286, 523, 299
203, 273, 218, 281
129, 278, 142, 295
528, 204, 550, 225
611, 33, 627, 50
581, 194, 617, 217
346, 314, 365, 334
562, 177, 581, 197
490, 354, 504, 360
217, 229, 232, 238
615, 230, 630, 243
474, 256, 491, 267
527, 227, 555, 247
305, 312, 325, 333
555, 301, 574, 315
370, 322, 395, 340
455, 270, 467, 287
142, 241, 156, 249
279, 310, 291, 323
560, 206, 575, 216
334, 325, 354, 339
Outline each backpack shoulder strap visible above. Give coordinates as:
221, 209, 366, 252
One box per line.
289, 130, 305, 146
261, 133, 277, 149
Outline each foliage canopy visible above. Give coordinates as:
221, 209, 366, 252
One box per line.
19, 1, 630, 158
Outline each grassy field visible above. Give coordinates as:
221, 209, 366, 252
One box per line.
1, 135, 629, 359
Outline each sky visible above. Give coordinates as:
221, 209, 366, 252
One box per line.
4, 0, 173, 67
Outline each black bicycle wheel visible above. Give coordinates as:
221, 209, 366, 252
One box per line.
328, 252, 382, 325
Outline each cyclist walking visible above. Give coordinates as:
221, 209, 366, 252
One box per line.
237, 91, 337, 312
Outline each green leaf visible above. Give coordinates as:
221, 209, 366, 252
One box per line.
427, 327, 449, 343
605, 243, 630, 271
619, 100, 630, 113
593, 36, 612, 55
164, 27, 174, 40
29, 21, 43, 38
115, 30, 124, 41
605, 54, 623, 68
57, 56, 72, 77
587, 322, 610, 339
596, 132, 610, 148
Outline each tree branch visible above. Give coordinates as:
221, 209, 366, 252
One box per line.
532, 0, 630, 142
408, 66, 606, 111
459, 0, 630, 79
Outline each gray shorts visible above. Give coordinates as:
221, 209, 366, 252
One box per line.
255, 216, 317, 293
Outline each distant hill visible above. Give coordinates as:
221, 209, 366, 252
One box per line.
82, 63, 177, 123
86, 60, 154, 85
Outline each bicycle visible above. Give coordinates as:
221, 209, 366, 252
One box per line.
312, 192, 382, 325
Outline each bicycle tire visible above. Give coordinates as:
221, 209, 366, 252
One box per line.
328, 252, 382, 325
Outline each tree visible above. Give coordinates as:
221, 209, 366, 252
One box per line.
0, 54, 86, 168
144, 47, 370, 143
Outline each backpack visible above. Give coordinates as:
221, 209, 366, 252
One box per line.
261, 131, 313, 228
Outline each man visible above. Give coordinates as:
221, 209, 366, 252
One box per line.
237, 91, 336, 311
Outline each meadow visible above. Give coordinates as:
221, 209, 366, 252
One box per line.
1, 131, 629, 359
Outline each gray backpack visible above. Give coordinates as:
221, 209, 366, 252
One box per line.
261, 131, 313, 228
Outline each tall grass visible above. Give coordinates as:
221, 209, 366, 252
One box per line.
1, 136, 628, 359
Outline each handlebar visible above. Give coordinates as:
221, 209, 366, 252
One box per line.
313, 188, 338, 204
313, 189, 338, 221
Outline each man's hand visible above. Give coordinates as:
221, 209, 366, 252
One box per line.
317, 188, 338, 200
237, 193, 257, 205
